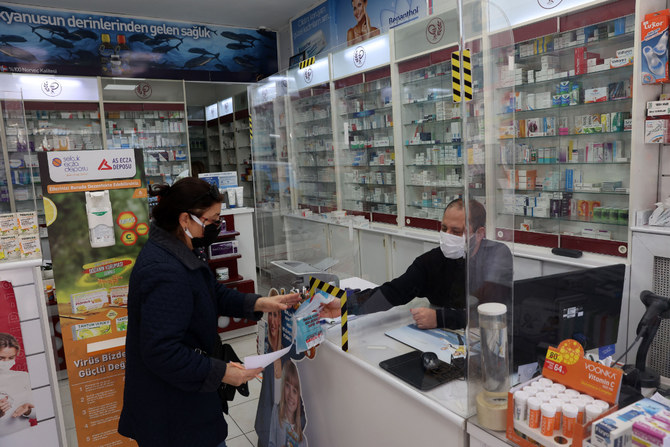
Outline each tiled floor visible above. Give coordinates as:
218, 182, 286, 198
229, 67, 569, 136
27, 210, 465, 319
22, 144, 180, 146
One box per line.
59, 333, 261, 447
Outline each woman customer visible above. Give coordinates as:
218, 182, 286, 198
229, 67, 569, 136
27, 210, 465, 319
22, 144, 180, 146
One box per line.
118, 178, 299, 447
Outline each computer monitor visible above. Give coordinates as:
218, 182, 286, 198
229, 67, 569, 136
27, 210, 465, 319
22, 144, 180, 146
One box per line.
513, 264, 626, 369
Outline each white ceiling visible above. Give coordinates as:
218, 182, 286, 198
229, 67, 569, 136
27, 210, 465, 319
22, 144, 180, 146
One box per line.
3, 0, 318, 30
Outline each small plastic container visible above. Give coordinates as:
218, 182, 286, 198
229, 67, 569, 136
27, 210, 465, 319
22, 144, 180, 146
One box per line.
535, 392, 551, 403
592, 399, 609, 411
562, 403, 578, 438
564, 389, 580, 399
522, 385, 538, 396
585, 404, 604, 423
557, 393, 573, 402
570, 398, 586, 424
538, 378, 554, 388
514, 390, 529, 421
550, 398, 564, 431
528, 397, 542, 429
578, 394, 594, 403
545, 388, 559, 398
540, 403, 556, 436
551, 383, 567, 393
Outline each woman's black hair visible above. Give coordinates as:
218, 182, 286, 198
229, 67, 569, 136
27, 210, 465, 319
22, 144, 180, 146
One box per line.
149, 178, 222, 233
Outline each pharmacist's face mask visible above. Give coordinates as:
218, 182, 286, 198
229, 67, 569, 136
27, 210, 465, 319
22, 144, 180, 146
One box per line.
185, 214, 221, 248
439, 231, 465, 259
0, 360, 15, 371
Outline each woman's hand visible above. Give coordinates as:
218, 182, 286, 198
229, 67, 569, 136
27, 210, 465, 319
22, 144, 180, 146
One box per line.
0, 397, 10, 416
12, 403, 33, 418
254, 293, 301, 313
222, 362, 263, 387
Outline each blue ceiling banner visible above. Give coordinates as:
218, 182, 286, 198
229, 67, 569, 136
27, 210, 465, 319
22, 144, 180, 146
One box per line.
0, 3, 278, 82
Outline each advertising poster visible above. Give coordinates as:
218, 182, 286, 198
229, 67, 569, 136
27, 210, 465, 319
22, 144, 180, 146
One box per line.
334, 0, 428, 47
38, 149, 149, 447
0, 2, 277, 82
0, 282, 37, 438
291, 1, 337, 59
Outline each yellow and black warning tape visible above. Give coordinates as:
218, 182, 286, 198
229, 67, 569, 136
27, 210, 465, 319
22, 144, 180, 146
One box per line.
308, 277, 348, 351
248, 115, 252, 141
451, 49, 473, 103
299, 56, 316, 69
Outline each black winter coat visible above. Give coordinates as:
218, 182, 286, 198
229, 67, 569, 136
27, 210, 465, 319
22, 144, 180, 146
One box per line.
118, 224, 261, 447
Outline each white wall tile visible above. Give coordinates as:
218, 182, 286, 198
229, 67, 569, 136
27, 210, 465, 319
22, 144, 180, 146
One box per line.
20, 319, 45, 355
26, 353, 49, 388
33, 386, 55, 421
14, 284, 39, 321
0, 269, 36, 287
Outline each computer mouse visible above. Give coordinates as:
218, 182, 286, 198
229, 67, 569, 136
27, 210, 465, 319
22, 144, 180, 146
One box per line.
421, 351, 440, 372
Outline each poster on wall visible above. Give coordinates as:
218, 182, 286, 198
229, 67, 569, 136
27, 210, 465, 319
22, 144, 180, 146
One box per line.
0, 283, 37, 438
0, 2, 277, 82
291, 1, 336, 59
38, 149, 149, 447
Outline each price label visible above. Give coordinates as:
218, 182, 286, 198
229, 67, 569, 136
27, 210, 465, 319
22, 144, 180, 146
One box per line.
544, 359, 566, 375
546, 349, 563, 363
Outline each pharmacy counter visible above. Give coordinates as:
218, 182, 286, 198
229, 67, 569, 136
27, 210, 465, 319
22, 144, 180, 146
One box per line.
296, 278, 469, 447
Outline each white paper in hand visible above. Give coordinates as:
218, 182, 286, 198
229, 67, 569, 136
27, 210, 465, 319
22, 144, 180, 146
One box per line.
243, 345, 291, 369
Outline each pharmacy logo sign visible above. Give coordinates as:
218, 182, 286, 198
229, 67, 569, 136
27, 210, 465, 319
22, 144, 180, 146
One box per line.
304, 67, 313, 84
41, 78, 62, 97
135, 82, 152, 99
353, 46, 366, 67
426, 18, 445, 44
537, 0, 563, 8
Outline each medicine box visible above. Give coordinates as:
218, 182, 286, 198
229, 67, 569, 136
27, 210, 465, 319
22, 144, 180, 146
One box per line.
71, 288, 108, 314
0, 213, 17, 236
645, 119, 670, 143
110, 285, 129, 306
72, 320, 112, 340
641, 9, 670, 84
209, 240, 239, 259
585, 87, 608, 103
647, 100, 670, 116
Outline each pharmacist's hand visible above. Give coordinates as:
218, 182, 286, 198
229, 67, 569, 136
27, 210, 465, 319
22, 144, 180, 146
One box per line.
411, 308, 437, 329
0, 397, 10, 415
254, 293, 301, 313
222, 362, 262, 387
12, 403, 33, 418
319, 298, 341, 319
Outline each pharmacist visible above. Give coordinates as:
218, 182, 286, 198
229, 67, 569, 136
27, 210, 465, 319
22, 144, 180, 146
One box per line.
322, 199, 513, 329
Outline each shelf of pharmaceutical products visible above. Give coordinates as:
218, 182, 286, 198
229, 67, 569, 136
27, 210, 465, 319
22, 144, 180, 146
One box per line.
493, 12, 635, 257
104, 104, 188, 186
250, 87, 290, 211
334, 67, 396, 221
187, 119, 206, 166
399, 47, 468, 224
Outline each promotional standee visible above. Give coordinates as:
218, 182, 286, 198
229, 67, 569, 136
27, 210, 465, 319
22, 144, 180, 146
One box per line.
255, 278, 346, 447
0, 282, 37, 438
38, 149, 149, 447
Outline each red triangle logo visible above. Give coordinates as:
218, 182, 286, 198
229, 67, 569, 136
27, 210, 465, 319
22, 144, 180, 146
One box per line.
98, 159, 112, 170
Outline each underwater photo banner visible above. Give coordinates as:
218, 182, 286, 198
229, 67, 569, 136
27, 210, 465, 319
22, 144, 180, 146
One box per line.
0, 2, 278, 82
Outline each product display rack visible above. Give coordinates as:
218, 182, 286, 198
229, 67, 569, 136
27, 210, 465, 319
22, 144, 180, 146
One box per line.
206, 115, 222, 171
493, 13, 635, 256
234, 109, 254, 207
104, 103, 189, 187
291, 83, 335, 213
187, 106, 207, 170
335, 66, 396, 223
399, 47, 467, 229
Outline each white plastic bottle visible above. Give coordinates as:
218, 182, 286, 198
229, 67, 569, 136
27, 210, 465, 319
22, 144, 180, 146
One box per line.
85, 190, 115, 248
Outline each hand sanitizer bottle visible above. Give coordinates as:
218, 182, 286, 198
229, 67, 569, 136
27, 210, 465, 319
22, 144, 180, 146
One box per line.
85, 190, 115, 248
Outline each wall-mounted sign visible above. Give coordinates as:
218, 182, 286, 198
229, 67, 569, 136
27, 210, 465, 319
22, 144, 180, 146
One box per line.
0, 74, 99, 101
46, 150, 137, 184
394, 9, 459, 61
134, 82, 152, 99
289, 56, 329, 92
489, 0, 604, 30
0, 2, 277, 82
332, 34, 390, 80
205, 103, 218, 121
218, 97, 233, 117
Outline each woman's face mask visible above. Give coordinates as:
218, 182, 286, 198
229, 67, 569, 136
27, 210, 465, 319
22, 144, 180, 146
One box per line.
185, 214, 221, 248
0, 360, 15, 371
439, 231, 465, 259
